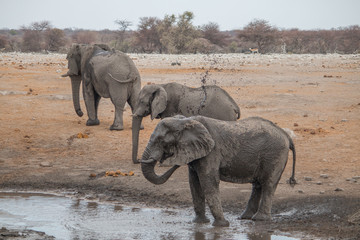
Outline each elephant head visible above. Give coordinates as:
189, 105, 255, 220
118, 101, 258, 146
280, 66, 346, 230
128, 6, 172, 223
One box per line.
141, 116, 215, 184
61, 44, 83, 117
132, 84, 167, 163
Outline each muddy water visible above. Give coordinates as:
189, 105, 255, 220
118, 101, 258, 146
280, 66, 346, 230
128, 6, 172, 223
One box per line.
0, 192, 299, 240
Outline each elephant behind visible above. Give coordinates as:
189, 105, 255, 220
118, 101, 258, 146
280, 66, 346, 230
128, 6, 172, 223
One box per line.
132, 82, 240, 163
140, 115, 296, 226
62, 43, 141, 131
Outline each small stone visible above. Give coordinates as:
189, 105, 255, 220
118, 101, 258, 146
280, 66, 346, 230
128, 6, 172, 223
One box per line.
304, 176, 312, 181
89, 173, 97, 178
320, 174, 329, 179
352, 176, 360, 180
320, 191, 325, 194
298, 190, 304, 194
294, 123, 299, 127
334, 188, 344, 192
341, 119, 348, 122
40, 161, 52, 167
303, 114, 308, 117
316, 182, 322, 185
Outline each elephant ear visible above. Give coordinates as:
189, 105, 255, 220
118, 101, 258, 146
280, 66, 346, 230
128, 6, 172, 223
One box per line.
151, 87, 167, 120
66, 44, 81, 76
162, 118, 215, 166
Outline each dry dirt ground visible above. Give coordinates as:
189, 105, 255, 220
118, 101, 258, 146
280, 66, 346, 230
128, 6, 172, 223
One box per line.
0, 52, 359, 239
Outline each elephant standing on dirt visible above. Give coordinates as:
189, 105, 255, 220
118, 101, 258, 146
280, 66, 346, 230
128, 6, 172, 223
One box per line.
132, 82, 240, 163
140, 115, 296, 226
62, 44, 141, 130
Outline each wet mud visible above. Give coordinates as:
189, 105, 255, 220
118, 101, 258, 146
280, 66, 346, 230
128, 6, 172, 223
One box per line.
0, 192, 303, 240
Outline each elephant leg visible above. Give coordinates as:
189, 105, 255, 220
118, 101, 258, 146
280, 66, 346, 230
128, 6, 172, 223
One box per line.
252, 152, 289, 221
83, 84, 100, 126
188, 166, 209, 224
109, 86, 127, 131
252, 182, 275, 221
240, 181, 262, 220
197, 170, 229, 227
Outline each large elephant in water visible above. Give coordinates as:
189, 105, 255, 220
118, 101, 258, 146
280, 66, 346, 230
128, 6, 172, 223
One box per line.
62, 44, 141, 130
140, 115, 296, 226
132, 82, 240, 163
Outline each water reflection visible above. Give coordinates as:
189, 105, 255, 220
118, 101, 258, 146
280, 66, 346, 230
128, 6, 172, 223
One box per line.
0, 192, 300, 240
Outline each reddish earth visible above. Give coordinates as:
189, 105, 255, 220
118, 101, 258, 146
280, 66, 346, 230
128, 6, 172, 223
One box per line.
0, 53, 359, 239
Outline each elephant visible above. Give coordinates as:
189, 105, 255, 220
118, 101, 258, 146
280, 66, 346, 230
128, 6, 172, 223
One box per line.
140, 115, 296, 227
132, 82, 240, 163
62, 43, 141, 130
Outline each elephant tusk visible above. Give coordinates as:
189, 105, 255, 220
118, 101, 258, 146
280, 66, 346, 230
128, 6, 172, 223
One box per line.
139, 158, 157, 164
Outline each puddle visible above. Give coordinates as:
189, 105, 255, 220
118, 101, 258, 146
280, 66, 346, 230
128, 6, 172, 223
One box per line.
0, 192, 300, 240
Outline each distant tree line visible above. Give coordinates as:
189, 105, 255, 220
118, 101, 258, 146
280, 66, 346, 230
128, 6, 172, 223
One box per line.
0, 13, 359, 54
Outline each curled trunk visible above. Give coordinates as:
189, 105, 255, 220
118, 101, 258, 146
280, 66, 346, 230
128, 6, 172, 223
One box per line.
132, 116, 143, 164
70, 75, 83, 117
141, 146, 179, 185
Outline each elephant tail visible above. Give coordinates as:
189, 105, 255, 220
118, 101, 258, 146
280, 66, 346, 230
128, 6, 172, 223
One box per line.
288, 138, 297, 187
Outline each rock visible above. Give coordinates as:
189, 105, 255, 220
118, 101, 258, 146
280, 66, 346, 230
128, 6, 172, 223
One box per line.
293, 123, 299, 127
341, 119, 348, 122
304, 176, 312, 181
320, 174, 329, 179
352, 176, 360, 180
320, 191, 325, 194
334, 188, 344, 192
316, 182, 322, 185
40, 161, 52, 167
298, 190, 304, 194
89, 173, 97, 178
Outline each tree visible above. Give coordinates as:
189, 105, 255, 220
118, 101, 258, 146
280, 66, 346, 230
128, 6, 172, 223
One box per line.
157, 14, 176, 53
72, 30, 98, 44
44, 28, 66, 51
238, 19, 278, 53
201, 22, 227, 47
114, 19, 132, 51
21, 21, 52, 52
171, 11, 199, 53
135, 17, 161, 52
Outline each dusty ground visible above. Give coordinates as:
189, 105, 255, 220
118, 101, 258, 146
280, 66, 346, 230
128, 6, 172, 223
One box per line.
0, 52, 359, 239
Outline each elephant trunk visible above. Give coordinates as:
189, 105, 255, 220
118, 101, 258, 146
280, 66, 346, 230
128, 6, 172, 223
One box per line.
140, 146, 180, 185
70, 75, 84, 117
132, 116, 143, 164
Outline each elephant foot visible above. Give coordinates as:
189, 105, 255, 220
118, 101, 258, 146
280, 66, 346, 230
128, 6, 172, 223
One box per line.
86, 119, 100, 126
110, 124, 124, 131
239, 209, 256, 220
193, 215, 210, 224
252, 212, 271, 221
212, 219, 230, 227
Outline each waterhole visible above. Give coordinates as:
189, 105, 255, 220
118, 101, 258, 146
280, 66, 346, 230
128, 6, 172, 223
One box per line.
0, 192, 300, 240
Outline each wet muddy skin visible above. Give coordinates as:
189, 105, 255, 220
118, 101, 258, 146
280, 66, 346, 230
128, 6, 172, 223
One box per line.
0, 192, 301, 240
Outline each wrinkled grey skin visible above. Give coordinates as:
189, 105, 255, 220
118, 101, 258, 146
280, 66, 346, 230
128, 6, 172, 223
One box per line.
132, 82, 240, 163
62, 44, 141, 130
141, 115, 296, 227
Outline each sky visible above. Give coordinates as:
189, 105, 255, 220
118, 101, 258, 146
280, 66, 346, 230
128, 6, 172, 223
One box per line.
1, 0, 359, 31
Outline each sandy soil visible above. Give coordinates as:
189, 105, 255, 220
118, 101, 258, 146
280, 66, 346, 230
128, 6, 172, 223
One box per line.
0, 52, 359, 239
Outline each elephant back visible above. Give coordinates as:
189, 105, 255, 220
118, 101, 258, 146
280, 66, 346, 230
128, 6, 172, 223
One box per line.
90, 51, 139, 83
